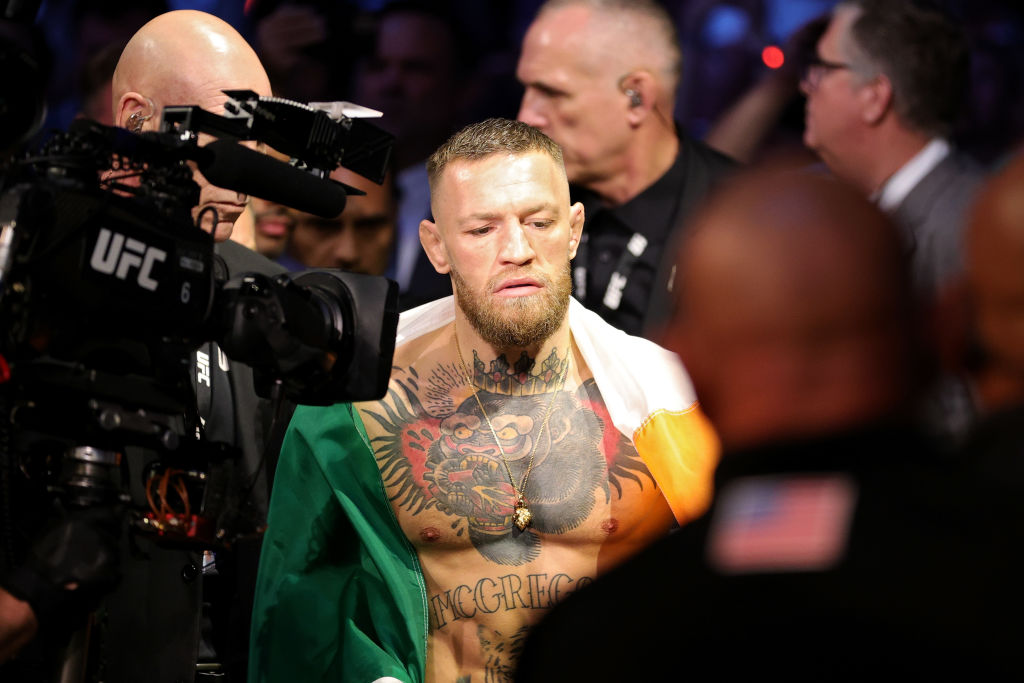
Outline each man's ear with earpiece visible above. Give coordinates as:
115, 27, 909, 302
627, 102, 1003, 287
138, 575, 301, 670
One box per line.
117, 94, 155, 132
619, 71, 657, 124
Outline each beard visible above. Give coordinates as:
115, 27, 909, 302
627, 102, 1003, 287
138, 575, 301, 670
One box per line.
452, 261, 572, 349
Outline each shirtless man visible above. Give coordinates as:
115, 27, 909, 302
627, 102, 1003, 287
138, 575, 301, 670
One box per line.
249, 118, 717, 682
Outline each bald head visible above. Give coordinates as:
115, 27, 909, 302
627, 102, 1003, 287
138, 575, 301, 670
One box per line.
112, 10, 272, 241
113, 10, 270, 124
964, 153, 1024, 410
516, 0, 681, 199
666, 168, 916, 449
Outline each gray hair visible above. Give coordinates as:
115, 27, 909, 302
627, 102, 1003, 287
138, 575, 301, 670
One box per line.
836, 0, 968, 137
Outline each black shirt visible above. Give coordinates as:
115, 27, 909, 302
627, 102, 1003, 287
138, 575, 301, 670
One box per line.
572, 135, 736, 338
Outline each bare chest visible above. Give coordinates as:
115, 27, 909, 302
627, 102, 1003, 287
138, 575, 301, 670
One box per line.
357, 376, 673, 565
357, 361, 676, 682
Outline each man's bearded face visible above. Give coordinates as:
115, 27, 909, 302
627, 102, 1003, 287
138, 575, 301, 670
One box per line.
452, 259, 571, 349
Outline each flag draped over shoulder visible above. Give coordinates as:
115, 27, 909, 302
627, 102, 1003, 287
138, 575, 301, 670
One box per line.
247, 401, 428, 683
249, 297, 718, 683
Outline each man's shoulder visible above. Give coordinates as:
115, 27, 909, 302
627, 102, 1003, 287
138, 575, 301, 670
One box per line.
568, 299, 687, 383
392, 327, 450, 373
907, 148, 986, 208
570, 299, 674, 353
678, 135, 740, 180
392, 296, 454, 367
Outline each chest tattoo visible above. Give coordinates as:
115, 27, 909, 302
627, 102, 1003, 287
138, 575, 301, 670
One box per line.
363, 358, 655, 566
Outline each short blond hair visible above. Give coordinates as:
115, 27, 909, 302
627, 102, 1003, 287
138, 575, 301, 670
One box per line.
426, 118, 566, 191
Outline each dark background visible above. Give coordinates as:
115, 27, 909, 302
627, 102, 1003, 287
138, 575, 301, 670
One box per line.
28, 0, 1024, 169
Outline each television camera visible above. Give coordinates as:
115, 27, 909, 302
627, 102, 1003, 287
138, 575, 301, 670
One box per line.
0, 90, 399, 557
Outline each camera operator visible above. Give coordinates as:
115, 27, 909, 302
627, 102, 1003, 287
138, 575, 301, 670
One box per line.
110, 11, 292, 683
1, 10, 291, 682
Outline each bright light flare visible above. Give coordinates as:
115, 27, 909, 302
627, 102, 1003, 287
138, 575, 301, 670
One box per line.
762, 45, 785, 69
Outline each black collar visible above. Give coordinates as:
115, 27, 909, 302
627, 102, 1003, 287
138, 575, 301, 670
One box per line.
571, 134, 687, 241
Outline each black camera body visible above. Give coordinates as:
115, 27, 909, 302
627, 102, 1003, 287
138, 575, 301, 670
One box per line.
0, 93, 399, 551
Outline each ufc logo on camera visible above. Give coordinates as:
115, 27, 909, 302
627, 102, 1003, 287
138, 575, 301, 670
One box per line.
89, 227, 167, 291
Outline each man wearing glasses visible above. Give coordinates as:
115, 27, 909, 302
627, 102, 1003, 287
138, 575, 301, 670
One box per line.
801, 0, 985, 443
800, 0, 984, 305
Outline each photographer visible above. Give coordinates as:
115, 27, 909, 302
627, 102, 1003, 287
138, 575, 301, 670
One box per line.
2, 9, 287, 682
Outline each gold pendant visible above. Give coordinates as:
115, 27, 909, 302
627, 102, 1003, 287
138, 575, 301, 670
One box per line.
513, 498, 533, 530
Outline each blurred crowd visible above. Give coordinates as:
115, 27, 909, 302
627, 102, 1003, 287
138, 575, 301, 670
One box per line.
38, 1, 1024, 152
32, 0, 1024, 285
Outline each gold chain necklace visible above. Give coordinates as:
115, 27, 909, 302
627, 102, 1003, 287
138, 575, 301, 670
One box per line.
453, 330, 569, 531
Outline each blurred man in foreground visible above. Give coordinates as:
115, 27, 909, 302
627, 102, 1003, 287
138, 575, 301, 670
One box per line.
960, 152, 1024, 415
516, 168, 1017, 681
947, 152, 1024, 547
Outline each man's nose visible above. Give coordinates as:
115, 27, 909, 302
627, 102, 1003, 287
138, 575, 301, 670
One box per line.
500, 224, 536, 264
331, 227, 359, 268
517, 89, 547, 129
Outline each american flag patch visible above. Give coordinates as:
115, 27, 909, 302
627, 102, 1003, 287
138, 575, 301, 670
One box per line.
707, 474, 857, 574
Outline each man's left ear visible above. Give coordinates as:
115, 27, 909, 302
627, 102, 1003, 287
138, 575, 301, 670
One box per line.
860, 73, 893, 126
620, 71, 656, 125
117, 93, 155, 132
568, 202, 585, 259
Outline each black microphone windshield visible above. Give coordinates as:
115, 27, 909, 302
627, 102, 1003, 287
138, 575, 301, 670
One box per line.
197, 139, 348, 217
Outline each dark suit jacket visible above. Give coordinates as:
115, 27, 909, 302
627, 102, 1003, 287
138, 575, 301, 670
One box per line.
891, 150, 986, 441
891, 150, 985, 301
